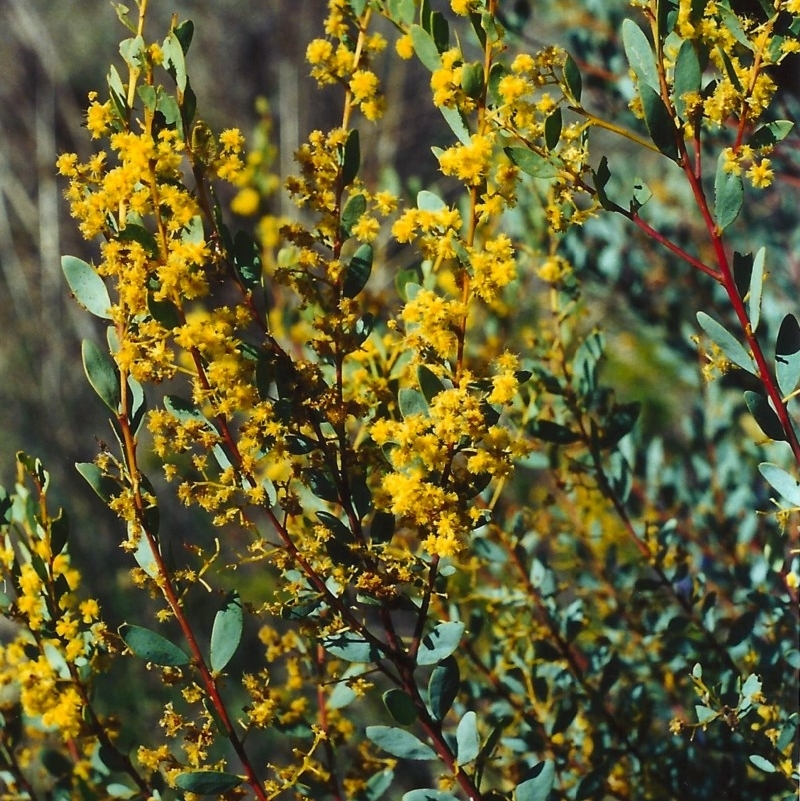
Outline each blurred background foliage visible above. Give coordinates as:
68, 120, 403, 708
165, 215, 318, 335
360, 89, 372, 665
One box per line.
0, 1, 798, 796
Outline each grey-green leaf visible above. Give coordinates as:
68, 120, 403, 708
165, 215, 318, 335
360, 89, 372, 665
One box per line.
210, 592, 243, 673
563, 54, 581, 101
366, 726, 436, 760
696, 311, 754, 373
748, 247, 765, 333
173, 771, 243, 794
62, 256, 112, 319
758, 463, 800, 506
622, 19, 659, 91
343, 244, 373, 298
714, 151, 743, 230
417, 621, 465, 666
455, 711, 479, 764
775, 313, 800, 396
410, 24, 441, 71
120, 623, 189, 666
504, 146, 562, 178
744, 391, 786, 441
82, 339, 121, 413
440, 105, 471, 145
76, 462, 120, 503
383, 689, 418, 725
639, 83, 678, 161
673, 40, 701, 119
748, 754, 776, 774
321, 631, 382, 662
428, 655, 459, 721
515, 760, 555, 801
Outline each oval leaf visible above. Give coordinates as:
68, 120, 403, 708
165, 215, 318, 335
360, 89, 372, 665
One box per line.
366, 726, 436, 760
417, 621, 465, 666
744, 391, 786, 441
383, 689, 418, 725
622, 19, 659, 90
515, 760, 555, 801
696, 311, 754, 373
758, 463, 800, 506
455, 710, 479, 764
173, 771, 243, 794
210, 592, 243, 673
775, 313, 800, 396
504, 146, 562, 178
82, 339, 121, 413
322, 631, 382, 662
62, 255, 113, 319
714, 151, 743, 230
120, 623, 189, 666
343, 243, 373, 298
639, 83, 678, 161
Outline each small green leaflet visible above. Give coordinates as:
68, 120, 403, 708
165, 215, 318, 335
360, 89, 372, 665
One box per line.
428, 655, 459, 720
410, 25, 441, 71
744, 391, 786, 441
748, 754, 777, 773
639, 84, 678, 161
563, 53, 581, 101
455, 711, 479, 764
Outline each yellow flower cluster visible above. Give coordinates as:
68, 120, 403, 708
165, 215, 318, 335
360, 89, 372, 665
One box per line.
305, 0, 387, 120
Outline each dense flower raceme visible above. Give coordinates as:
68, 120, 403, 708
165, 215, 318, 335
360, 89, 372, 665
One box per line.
2, 0, 796, 799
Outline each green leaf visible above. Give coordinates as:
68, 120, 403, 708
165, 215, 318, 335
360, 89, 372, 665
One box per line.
49, 511, 70, 557
696, 311, 754, 372
775, 313, 800, 396
341, 193, 367, 237
120, 623, 189, 666
714, 151, 743, 230
744, 391, 786, 441
417, 365, 445, 404
76, 462, 120, 503
758, 463, 800, 506
504, 146, 562, 178
366, 726, 436, 760
147, 293, 181, 328
455, 711, 479, 764
417, 621, 464, 666
428, 656, 459, 721
403, 791, 460, 801
233, 230, 262, 290
748, 754, 776, 773
673, 40, 701, 119
119, 35, 145, 71
383, 689, 418, 725
341, 128, 360, 187
639, 83, 678, 161
592, 156, 621, 212
343, 244, 373, 298
622, 19, 659, 91
410, 24, 441, 71
306, 469, 340, 504
749, 120, 794, 150
162, 31, 187, 92
173, 19, 194, 55
544, 108, 562, 150
62, 256, 112, 319
748, 247, 765, 333
82, 339, 120, 413
387, 0, 415, 24
417, 190, 446, 212
515, 760, 555, 801
399, 388, 429, 418
460, 62, 484, 99
430, 11, 449, 51
563, 53, 582, 101
173, 771, 243, 794
321, 631, 383, 662
440, 105, 471, 145
210, 592, 243, 673
527, 419, 580, 445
